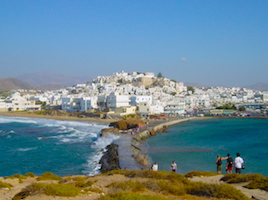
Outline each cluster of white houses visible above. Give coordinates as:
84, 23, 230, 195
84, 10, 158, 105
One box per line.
0, 71, 268, 117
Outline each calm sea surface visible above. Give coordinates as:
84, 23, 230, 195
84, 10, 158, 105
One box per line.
0, 116, 117, 177
146, 118, 268, 176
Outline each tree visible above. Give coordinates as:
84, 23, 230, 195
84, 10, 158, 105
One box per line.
157, 72, 163, 78
216, 103, 237, 110
187, 86, 195, 94
239, 106, 246, 111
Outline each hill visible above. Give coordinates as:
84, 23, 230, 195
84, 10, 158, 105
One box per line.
244, 82, 268, 91
16, 71, 94, 89
0, 78, 36, 90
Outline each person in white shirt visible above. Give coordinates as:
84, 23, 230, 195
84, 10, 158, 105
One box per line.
170, 161, 177, 172
235, 153, 244, 174
152, 162, 158, 171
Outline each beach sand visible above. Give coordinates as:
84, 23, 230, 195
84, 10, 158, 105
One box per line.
0, 111, 117, 124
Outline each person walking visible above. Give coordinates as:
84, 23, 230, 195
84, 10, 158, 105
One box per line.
152, 162, 158, 171
226, 153, 234, 174
170, 161, 177, 172
235, 153, 244, 174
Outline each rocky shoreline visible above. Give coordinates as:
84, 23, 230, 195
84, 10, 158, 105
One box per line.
99, 117, 196, 172
99, 144, 120, 173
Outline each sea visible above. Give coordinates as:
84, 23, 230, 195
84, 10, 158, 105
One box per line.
1, 116, 268, 177
0, 116, 119, 177
146, 118, 268, 176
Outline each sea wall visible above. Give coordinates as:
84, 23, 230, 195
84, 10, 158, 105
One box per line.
135, 117, 194, 140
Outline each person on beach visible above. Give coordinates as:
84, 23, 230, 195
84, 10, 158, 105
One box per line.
152, 162, 158, 171
170, 161, 177, 172
226, 153, 234, 174
235, 153, 244, 174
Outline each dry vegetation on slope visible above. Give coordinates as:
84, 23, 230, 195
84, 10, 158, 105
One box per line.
2, 170, 267, 200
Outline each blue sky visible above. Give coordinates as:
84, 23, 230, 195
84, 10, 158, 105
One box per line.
0, 0, 267, 87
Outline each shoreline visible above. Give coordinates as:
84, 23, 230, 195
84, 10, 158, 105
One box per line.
0, 111, 117, 124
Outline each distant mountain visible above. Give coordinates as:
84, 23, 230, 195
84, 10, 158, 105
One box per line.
244, 82, 268, 91
0, 78, 36, 90
184, 82, 209, 88
16, 71, 94, 90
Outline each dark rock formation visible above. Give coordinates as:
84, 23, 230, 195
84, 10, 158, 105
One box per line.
12, 191, 30, 200
99, 144, 120, 173
100, 128, 121, 137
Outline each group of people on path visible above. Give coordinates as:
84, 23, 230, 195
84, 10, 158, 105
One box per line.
151, 153, 244, 174
216, 153, 244, 174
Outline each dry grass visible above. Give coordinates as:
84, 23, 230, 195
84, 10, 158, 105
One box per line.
221, 173, 268, 191
105, 170, 249, 200
36, 172, 62, 181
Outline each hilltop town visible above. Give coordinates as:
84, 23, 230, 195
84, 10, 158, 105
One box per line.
0, 71, 268, 117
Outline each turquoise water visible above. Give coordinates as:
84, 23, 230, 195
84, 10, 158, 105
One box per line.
0, 116, 117, 177
146, 118, 268, 176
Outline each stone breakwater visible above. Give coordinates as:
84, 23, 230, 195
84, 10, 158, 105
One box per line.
135, 117, 194, 140
130, 117, 195, 168
99, 117, 195, 172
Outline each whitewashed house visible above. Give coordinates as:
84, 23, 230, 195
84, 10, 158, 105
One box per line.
80, 96, 98, 111
106, 92, 130, 109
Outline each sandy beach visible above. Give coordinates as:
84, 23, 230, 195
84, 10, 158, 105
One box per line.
0, 111, 117, 124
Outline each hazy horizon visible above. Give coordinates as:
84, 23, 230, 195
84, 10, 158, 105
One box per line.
1, 1, 267, 87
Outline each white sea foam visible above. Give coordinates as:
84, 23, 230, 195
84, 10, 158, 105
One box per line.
0, 130, 15, 135
49, 129, 98, 144
91, 134, 120, 149
17, 147, 37, 152
82, 134, 121, 175
82, 149, 104, 176
0, 116, 37, 124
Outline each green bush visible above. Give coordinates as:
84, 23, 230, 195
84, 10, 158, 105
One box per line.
5, 174, 26, 180
185, 171, 218, 178
153, 180, 186, 196
22, 183, 48, 194
43, 183, 80, 197
36, 172, 62, 181
99, 192, 168, 200
221, 173, 266, 183
0, 181, 12, 189
186, 182, 249, 200
109, 181, 145, 193
245, 179, 268, 191
221, 173, 268, 191
71, 176, 88, 181
25, 172, 35, 177
112, 169, 186, 181
75, 180, 94, 188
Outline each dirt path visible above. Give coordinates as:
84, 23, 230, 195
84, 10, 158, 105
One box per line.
189, 175, 268, 200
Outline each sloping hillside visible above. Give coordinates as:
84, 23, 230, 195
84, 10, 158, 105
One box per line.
16, 71, 93, 86
245, 82, 268, 91
0, 78, 35, 90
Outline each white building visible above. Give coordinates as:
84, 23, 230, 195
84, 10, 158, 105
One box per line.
106, 92, 130, 109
